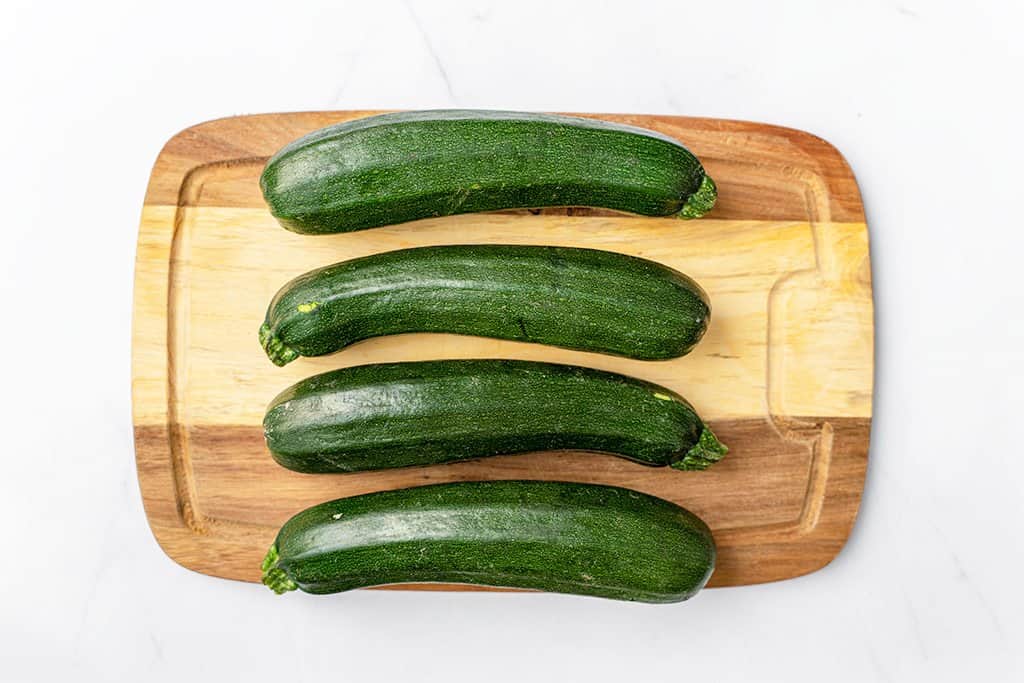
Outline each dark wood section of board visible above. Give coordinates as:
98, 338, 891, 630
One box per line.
135, 417, 869, 589
143, 111, 865, 223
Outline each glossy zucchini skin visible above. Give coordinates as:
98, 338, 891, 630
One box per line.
261, 480, 716, 603
262, 359, 727, 473
259, 110, 717, 235
259, 245, 711, 366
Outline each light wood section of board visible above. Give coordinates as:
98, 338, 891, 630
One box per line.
133, 207, 871, 425
132, 112, 873, 590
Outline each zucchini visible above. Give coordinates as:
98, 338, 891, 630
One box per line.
261, 480, 716, 603
263, 359, 726, 473
259, 245, 710, 366
259, 110, 717, 234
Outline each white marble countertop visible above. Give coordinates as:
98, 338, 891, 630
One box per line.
2, 1, 1022, 680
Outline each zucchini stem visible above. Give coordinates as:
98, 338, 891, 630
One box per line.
259, 323, 300, 366
261, 544, 298, 594
672, 425, 728, 471
679, 175, 717, 219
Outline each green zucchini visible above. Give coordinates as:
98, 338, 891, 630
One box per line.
261, 480, 716, 603
259, 110, 717, 234
263, 359, 726, 473
259, 245, 710, 366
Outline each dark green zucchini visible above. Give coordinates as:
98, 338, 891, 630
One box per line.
263, 359, 726, 473
259, 110, 717, 234
259, 245, 710, 366
261, 480, 716, 603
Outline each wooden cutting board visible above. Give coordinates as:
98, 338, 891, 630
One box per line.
132, 111, 872, 590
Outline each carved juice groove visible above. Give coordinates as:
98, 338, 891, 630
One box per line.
167, 171, 203, 533
167, 159, 267, 533
169, 164, 837, 540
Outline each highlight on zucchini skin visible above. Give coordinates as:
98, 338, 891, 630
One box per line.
258, 244, 712, 367
259, 109, 717, 235
262, 359, 727, 474
261, 480, 717, 604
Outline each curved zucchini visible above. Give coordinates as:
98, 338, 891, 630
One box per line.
261, 480, 716, 603
259, 245, 710, 366
263, 359, 727, 473
259, 110, 717, 234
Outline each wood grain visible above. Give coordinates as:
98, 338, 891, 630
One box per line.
132, 111, 873, 590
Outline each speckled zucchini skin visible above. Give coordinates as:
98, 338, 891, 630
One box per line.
259, 245, 711, 366
262, 359, 727, 474
259, 110, 717, 235
261, 480, 716, 603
